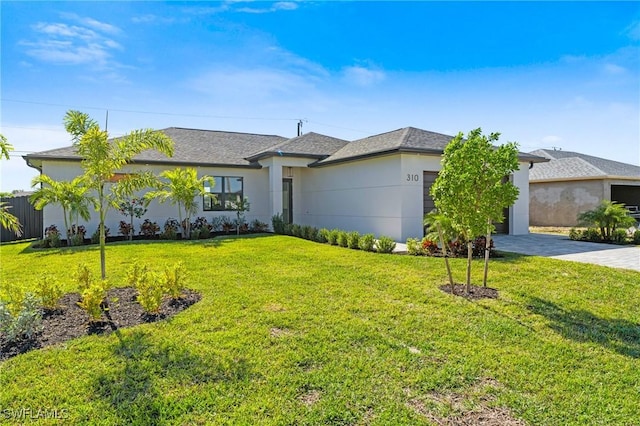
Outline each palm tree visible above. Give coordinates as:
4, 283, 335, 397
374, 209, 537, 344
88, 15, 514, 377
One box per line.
424, 210, 455, 292
578, 200, 636, 240
63, 110, 175, 278
0, 134, 23, 237
30, 175, 91, 245
146, 168, 214, 239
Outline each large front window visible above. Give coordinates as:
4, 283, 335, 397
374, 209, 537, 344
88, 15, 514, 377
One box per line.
203, 176, 243, 211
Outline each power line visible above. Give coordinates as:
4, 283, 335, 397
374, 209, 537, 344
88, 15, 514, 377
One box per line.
1, 98, 301, 122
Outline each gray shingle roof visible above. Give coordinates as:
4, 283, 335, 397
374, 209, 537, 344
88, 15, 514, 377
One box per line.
316, 127, 545, 166
25, 128, 287, 168
245, 132, 349, 161
529, 149, 640, 181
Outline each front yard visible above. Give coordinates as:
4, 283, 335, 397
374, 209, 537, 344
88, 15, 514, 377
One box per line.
1, 235, 639, 425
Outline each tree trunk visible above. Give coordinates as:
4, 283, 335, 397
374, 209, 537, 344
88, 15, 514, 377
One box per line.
466, 240, 473, 294
483, 218, 492, 287
63, 208, 71, 247
129, 212, 134, 241
436, 223, 455, 295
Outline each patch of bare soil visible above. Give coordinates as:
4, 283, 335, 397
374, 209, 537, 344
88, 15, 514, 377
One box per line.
439, 284, 499, 300
0, 287, 201, 361
406, 378, 526, 425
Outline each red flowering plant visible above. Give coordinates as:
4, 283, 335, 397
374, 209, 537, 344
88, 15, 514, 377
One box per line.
118, 198, 148, 241
421, 238, 439, 255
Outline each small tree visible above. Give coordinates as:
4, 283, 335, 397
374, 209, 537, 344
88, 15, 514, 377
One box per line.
118, 198, 148, 241
424, 210, 456, 292
578, 200, 636, 240
229, 197, 250, 235
0, 134, 23, 237
430, 128, 519, 293
146, 168, 214, 239
64, 110, 175, 279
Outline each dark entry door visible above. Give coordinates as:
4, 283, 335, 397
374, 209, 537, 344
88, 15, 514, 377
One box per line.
282, 179, 293, 224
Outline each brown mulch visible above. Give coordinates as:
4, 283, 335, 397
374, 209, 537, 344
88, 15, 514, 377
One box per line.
0, 287, 201, 361
439, 284, 499, 300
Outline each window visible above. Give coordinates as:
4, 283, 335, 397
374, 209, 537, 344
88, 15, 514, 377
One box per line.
203, 176, 243, 211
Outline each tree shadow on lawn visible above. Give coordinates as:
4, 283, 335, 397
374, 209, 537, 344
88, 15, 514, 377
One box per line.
527, 297, 640, 358
93, 330, 253, 425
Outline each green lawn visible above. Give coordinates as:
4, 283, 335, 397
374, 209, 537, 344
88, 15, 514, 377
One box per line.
1, 235, 639, 425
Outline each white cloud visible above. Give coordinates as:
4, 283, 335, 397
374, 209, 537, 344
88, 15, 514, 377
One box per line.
342, 65, 386, 87
19, 14, 126, 77
603, 63, 627, 75
624, 20, 640, 41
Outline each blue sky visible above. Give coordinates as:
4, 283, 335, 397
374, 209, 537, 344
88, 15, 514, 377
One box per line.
1, 1, 639, 192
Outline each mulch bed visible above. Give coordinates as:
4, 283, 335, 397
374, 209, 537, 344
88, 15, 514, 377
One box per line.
0, 287, 201, 361
439, 284, 499, 300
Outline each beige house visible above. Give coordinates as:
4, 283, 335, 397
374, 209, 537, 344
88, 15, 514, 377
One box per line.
529, 149, 640, 227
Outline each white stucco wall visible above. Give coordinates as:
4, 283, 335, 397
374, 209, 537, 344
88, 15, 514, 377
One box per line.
510, 164, 531, 235
38, 160, 271, 237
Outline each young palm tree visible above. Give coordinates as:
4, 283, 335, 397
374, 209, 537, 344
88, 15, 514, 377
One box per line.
146, 168, 215, 239
0, 134, 23, 237
30, 175, 91, 245
578, 200, 636, 240
63, 110, 174, 278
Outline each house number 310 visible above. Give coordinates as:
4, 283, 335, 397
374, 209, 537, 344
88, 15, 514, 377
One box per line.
406, 174, 419, 182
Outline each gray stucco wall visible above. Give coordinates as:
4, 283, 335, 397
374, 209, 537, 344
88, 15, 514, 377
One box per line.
529, 180, 604, 226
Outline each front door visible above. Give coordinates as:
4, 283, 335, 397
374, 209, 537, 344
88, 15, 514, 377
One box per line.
282, 179, 293, 224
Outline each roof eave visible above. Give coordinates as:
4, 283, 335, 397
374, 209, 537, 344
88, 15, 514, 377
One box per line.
245, 152, 326, 162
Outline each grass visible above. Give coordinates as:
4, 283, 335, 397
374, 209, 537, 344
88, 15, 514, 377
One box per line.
1, 234, 639, 425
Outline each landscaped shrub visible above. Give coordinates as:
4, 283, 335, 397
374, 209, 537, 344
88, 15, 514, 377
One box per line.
34, 274, 64, 310
35, 225, 61, 248
347, 231, 360, 249
118, 220, 133, 238
327, 229, 340, 245
569, 228, 582, 241
160, 218, 179, 239
611, 228, 628, 244
0, 293, 42, 342
78, 280, 110, 321
271, 213, 285, 234
221, 216, 235, 234
250, 219, 269, 233
91, 226, 109, 244
300, 225, 315, 240
337, 231, 349, 247
317, 228, 330, 243
68, 225, 86, 246
135, 271, 164, 314
472, 236, 494, 257
358, 233, 375, 251
164, 262, 187, 299
422, 238, 439, 255
141, 219, 161, 238
210, 216, 224, 233
375, 236, 396, 253
634, 230, 640, 245
75, 264, 109, 321
291, 224, 302, 238
582, 228, 601, 242
406, 238, 424, 255
191, 217, 212, 239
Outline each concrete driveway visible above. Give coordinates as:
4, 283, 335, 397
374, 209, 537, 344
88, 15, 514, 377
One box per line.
492, 233, 640, 272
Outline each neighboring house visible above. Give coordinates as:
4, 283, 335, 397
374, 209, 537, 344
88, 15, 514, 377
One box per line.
24, 126, 542, 241
529, 149, 640, 227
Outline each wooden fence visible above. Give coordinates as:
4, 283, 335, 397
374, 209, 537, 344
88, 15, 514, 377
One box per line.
0, 195, 43, 242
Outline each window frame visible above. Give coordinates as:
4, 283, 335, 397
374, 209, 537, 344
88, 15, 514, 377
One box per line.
203, 176, 244, 211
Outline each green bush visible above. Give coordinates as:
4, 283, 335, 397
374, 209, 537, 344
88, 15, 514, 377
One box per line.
75, 264, 93, 293
337, 231, 349, 247
0, 293, 42, 342
136, 271, 165, 314
569, 228, 582, 241
301, 225, 318, 241
271, 213, 285, 234
347, 231, 360, 249
406, 238, 424, 255
633, 230, 640, 245
358, 233, 375, 252
291, 224, 302, 238
77, 280, 109, 322
582, 228, 601, 242
317, 228, 330, 243
327, 229, 340, 245
611, 228, 628, 244
164, 262, 187, 299
375, 236, 396, 253
34, 274, 64, 310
